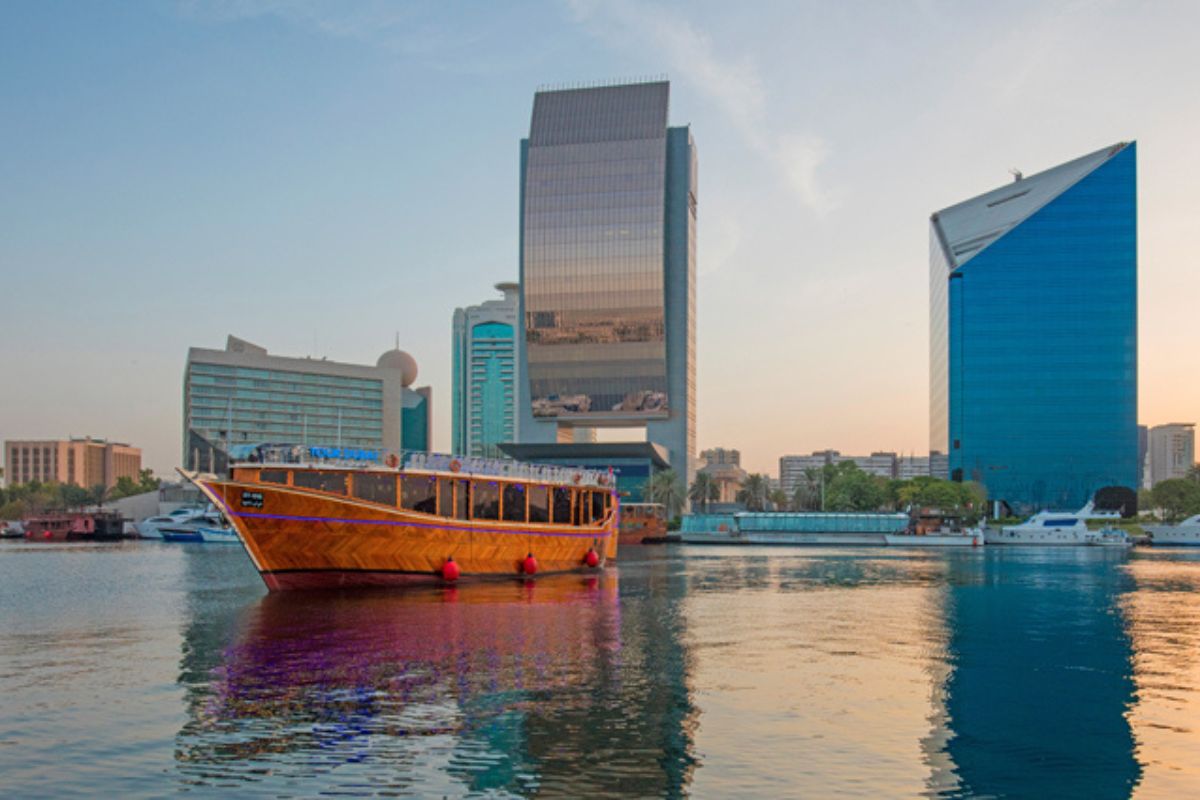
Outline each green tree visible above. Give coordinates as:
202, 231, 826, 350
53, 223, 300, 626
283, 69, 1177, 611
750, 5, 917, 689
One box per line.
1151, 479, 1200, 522
137, 469, 160, 493
0, 500, 26, 521
791, 467, 824, 511
688, 472, 719, 513
768, 488, 790, 511
61, 484, 93, 509
89, 484, 110, 508
823, 462, 888, 511
643, 469, 686, 519
110, 476, 139, 500
736, 473, 771, 511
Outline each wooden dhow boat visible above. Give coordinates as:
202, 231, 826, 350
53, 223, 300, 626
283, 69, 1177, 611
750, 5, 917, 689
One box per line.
182, 448, 619, 590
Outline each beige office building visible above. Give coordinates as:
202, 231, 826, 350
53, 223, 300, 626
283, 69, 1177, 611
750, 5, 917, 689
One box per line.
1146, 423, 1195, 487
5, 437, 142, 488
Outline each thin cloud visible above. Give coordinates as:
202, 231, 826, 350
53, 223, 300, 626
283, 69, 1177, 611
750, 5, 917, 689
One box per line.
566, 0, 835, 216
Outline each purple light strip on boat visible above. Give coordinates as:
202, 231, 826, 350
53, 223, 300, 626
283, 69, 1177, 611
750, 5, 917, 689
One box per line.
232, 511, 609, 539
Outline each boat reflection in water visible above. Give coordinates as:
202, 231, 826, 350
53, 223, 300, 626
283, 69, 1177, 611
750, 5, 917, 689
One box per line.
175, 569, 696, 796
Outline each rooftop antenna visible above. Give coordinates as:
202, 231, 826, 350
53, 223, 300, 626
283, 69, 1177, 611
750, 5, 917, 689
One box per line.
1009, 168, 1023, 182
395, 331, 400, 349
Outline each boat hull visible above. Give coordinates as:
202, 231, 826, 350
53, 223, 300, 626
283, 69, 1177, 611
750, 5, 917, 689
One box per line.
1143, 526, 1200, 546
195, 478, 614, 590
883, 533, 982, 547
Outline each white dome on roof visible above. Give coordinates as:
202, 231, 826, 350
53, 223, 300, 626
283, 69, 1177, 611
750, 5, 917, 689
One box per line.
377, 348, 418, 386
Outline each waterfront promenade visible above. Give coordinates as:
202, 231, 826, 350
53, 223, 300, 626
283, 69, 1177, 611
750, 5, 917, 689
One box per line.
2, 541, 1198, 797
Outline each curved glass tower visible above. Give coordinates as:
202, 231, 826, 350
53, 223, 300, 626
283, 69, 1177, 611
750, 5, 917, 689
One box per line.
517, 81, 697, 477
930, 142, 1138, 512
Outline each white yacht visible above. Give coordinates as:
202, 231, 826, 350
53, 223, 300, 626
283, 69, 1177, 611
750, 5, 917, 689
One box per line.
985, 507, 1131, 547
135, 506, 219, 539
1144, 515, 1200, 546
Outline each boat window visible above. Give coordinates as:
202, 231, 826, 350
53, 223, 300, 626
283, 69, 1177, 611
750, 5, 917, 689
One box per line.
591, 491, 605, 522
353, 473, 396, 506
437, 477, 454, 517
528, 485, 549, 523
293, 470, 347, 495
503, 483, 526, 523
401, 475, 438, 514
259, 470, 288, 485
453, 479, 470, 520
574, 491, 585, 526
552, 487, 572, 524
473, 481, 500, 520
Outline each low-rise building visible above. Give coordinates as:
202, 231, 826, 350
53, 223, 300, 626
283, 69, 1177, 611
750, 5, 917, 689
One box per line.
184, 335, 432, 472
779, 450, 899, 494
698, 448, 748, 503
4, 437, 141, 489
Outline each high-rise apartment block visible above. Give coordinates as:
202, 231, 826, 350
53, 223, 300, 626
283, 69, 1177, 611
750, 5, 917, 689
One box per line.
515, 80, 697, 480
183, 336, 431, 471
930, 143, 1138, 512
5, 437, 141, 488
1146, 423, 1195, 487
452, 283, 519, 458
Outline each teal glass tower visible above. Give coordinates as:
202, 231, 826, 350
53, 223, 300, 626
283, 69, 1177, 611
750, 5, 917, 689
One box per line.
930, 142, 1138, 512
516, 80, 697, 479
452, 284, 519, 457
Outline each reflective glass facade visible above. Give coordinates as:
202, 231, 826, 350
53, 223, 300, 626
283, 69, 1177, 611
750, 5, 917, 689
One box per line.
186, 363, 384, 448
517, 81, 697, 478
930, 143, 1137, 512
523, 82, 670, 418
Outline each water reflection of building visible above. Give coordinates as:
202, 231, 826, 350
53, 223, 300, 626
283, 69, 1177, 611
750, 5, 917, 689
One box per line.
1119, 551, 1200, 795
174, 569, 698, 795
939, 550, 1140, 797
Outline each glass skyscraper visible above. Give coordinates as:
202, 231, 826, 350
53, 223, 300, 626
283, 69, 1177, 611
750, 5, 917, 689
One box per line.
516, 80, 697, 477
452, 283, 519, 458
930, 142, 1138, 512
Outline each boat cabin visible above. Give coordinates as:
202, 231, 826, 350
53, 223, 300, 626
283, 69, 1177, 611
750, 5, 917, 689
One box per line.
230, 465, 615, 528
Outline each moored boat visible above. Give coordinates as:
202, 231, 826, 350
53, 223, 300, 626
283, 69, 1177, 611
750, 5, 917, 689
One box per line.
22, 511, 126, 541
884, 529, 983, 547
198, 525, 241, 544
182, 450, 618, 590
618, 502, 667, 545
1143, 514, 1200, 546
985, 506, 1132, 547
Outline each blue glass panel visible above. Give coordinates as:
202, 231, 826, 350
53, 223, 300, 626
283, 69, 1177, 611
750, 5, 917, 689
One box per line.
946, 144, 1137, 511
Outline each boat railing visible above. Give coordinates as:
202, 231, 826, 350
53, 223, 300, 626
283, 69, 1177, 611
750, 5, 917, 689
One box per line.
231, 445, 612, 489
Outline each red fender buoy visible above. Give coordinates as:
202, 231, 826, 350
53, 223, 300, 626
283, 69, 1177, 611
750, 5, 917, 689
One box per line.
522, 553, 538, 576
584, 549, 600, 568
441, 557, 460, 582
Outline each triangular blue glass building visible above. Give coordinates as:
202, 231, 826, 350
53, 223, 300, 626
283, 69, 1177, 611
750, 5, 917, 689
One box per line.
929, 142, 1138, 513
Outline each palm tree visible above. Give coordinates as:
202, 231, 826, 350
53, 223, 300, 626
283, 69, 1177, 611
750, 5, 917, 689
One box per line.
769, 488, 790, 511
736, 473, 770, 511
643, 469, 686, 519
688, 472, 720, 513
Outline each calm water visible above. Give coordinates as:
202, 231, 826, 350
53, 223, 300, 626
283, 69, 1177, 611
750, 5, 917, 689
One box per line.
2, 542, 1199, 798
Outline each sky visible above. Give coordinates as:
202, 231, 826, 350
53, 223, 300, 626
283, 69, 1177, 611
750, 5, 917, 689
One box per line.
2, 0, 1198, 477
